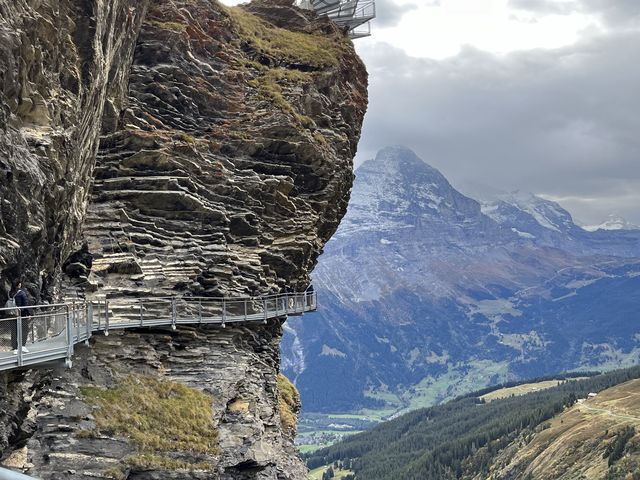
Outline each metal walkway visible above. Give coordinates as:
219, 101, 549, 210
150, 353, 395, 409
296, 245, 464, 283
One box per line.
299, 0, 376, 39
0, 292, 316, 372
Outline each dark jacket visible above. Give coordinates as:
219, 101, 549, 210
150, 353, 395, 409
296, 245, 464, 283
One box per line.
14, 289, 30, 316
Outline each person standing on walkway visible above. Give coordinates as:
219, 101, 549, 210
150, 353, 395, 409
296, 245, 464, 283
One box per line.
10, 280, 31, 353
305, 283, 315, 308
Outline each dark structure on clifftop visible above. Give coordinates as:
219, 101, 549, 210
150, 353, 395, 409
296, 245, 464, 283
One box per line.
299, 0, 376, 38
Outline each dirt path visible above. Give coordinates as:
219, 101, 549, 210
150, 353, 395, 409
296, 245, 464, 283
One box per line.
579, 404, 640, 423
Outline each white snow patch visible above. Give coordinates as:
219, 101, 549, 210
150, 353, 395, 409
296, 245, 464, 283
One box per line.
511, 228, 536, 239
565, 278, 599, 289
321, 345, 347, 358
583, 214, 640, 232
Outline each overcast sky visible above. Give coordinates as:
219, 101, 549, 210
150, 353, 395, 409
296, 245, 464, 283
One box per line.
353, 0, 640, 225
222, 0, 640, 225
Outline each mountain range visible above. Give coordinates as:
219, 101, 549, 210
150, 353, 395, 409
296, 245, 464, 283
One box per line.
282, 146, 640, 414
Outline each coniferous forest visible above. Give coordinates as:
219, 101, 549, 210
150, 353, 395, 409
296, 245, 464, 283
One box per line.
306, 366, 640, 480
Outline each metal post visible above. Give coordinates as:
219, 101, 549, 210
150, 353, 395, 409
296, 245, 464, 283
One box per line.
86, 303, 92, 345
171, 298, 177, 330
75, 306, 81, 343
65, 305, 73, 368
198, 300, 202, 324
16, 316, 23, 367
263, 298, 268, 324
140, 303, 144, 327
244, 298, 248, 322
104, 300, 110, 336
222, 299, 226, 325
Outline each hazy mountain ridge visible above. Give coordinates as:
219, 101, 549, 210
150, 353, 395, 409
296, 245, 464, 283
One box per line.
283, 146, 640, 413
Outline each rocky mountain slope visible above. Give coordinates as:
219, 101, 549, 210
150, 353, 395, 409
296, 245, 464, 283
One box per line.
283, 146, 640, 413
485, 379, 640, 479
0, 1, 367, 478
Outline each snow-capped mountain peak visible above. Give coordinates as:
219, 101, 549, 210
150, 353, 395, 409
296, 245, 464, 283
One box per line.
479, 190, 578, 238
583, 214, 640, 232
341, 147, 485, 237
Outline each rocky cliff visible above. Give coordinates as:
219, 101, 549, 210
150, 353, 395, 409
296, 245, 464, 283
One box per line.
0, 0, 367, 478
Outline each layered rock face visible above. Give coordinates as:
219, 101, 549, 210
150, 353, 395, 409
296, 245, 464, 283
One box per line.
0, 0, 367, 478
80, 0, 366, 300
0, 0, 149, 299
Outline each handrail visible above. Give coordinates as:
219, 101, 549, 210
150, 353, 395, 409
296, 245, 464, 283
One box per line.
0, 467, 40, 480
0, 292, 317, 372
1, 303, 73, 311
301, 0, 376, 39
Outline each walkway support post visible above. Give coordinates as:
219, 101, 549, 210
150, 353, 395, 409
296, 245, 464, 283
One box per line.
263, 298, 268, 324
16, 316, 23, 367
86, 303, 92, 345
75, 305, 81, 344
171, 299, 177, 330
65, 305, 73, 368
222, 299, 226, 326
104, 300, 110, 336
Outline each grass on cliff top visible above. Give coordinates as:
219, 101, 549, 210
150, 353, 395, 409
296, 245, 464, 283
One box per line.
80, 375, 218, 472
278, 373, 300, 435
226, 6, 343, 68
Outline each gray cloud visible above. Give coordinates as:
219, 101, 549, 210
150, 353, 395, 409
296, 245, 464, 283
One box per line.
509, 0, 579, 15
355, 29, 640, 224
509, 0, 640, 27
374, 0, 421, 28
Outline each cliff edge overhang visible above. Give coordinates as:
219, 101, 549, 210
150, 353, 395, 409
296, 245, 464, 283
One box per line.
0, 0, 368, 478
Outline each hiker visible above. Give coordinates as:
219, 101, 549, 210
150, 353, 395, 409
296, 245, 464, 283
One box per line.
10, 280, 31, 353
286, 285, 295, 309
305, 284, 315, 307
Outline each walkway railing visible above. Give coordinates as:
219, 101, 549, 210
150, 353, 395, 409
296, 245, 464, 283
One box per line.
300, 0, 376, 39
0, 292, 316, 372
0, 466, 40, 480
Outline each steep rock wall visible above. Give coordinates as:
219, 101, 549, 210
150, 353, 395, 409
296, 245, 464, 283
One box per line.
77, 0, 366, 300
0, 0, 368, 478
0, 0, 150, 299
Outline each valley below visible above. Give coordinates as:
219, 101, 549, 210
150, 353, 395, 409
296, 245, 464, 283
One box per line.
305, 367, 640, 480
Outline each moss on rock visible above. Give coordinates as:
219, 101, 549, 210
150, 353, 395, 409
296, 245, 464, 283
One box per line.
225, 5, 343, 68
278, 373, 300, 436
80, 375, 218, 472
